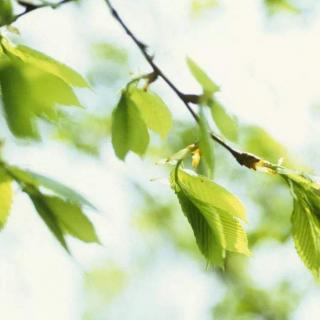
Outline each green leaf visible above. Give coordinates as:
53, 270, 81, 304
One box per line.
0, 169, 13, 229
186, 57, 219, 94
0, 1, 13, 27
176, 168, 247, 221
6, 165, 96, 209
175, 186, 225, 266
1, 38, 88, 87
129, 88, 172, 138
291, 200, 320, 278
210, 101, 238, 142
112, 92, 149, 160
0, 62, 81, 138
29, 192, 69, 252
171, 167, 250, 263
42, 196, 99, 243
199, 109, 214, 177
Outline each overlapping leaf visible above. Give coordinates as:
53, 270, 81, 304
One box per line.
112, 92, 149, 160
0, 38, 87, 139
171, 166, 250, 265
5, 165, 95, 209
1, 162, 100, 252
129, 88, 172, 138
1, 38, 88, 87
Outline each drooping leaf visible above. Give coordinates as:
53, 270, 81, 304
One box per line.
29, 191, 69, 252
41, 196, 99, 243
1, 38, 88, 87
199, 108, 214, 177
280, 170, 320, 277
171, 166, 250, 264
0, 62, 81, 138
112, 92, 149, 160
129, 88, 172, 138
186, 57, 219, 94
0, 1, 13, 27
0, 169, 13, 229
6, 165, 96, 209
291, 199, 320, 278
174, 185, 225, 266
210, 100, 238, 142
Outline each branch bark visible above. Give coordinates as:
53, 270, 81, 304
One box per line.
13, 0, 75, 23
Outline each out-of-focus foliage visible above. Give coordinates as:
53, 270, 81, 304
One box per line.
0, 161, 99, 252
0, 37, 86, 139
0, 0, 13, 27
264, 0, 300, 14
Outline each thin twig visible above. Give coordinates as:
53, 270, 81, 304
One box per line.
13, 0, 75, 23
104, 0, 262, 169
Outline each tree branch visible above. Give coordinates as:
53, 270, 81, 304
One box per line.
13, 0, 75, 23
104, 0, 262, 170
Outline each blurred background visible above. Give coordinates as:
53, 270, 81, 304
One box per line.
1, 0, 320, 319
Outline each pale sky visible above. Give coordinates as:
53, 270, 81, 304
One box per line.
1, 0, 320, 319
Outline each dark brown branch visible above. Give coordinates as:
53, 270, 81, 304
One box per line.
104, 0, 262, 170
13, 0, 75, 23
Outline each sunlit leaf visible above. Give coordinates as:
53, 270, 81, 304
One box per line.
0, 169, 13, 229
210, 100, 238, 142
176, 168, 247, 221
280, 170, 320, 277
174, 184, 225, 266
0, 62, 81, 138
129, 88, 172, 139
1, 38, 88, 87
291, 200, 320, 278
171, 167, 250, 263
112, 92, 149, 160
186, 57, 219, 94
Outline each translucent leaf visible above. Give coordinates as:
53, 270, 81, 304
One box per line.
210, 101, 238, 142
112, 92, 149, 160
199, 109, 214, 177
129, 88, 172, 138
175, 186, 225, 266
0, 62, 81, 138
186, 57, 219, 94
6, 165, 96, 209
42, 196, 99, 243
1, 38, 88, 87
29, 192, 69, 252
171, 167, 250, 262
291, 200, 320, 278
176, 168, 247, 221
0, 1, 13, 27
0, 169, 13, 229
